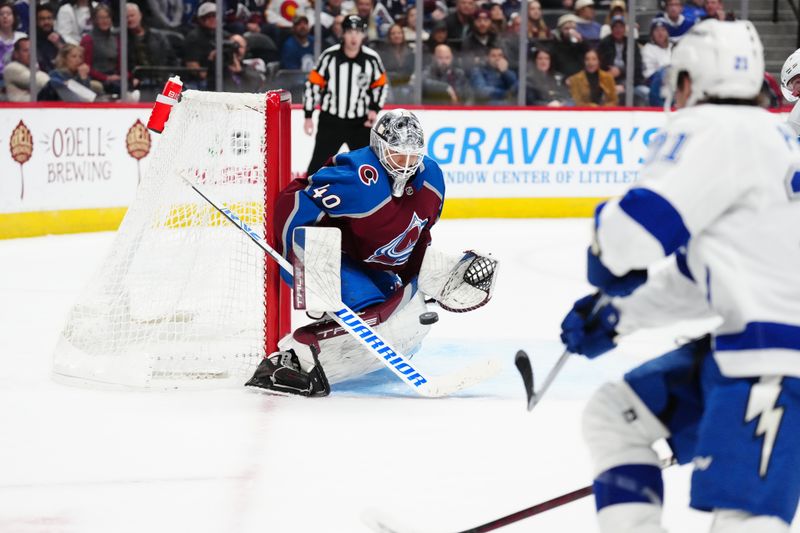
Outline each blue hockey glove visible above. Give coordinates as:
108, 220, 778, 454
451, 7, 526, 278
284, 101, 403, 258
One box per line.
560, 293, 620, 359
586, 247, 647, 297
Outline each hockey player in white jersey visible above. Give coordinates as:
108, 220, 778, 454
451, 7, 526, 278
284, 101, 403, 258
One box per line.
781, 48, 800, 135
560, 20, 800, 532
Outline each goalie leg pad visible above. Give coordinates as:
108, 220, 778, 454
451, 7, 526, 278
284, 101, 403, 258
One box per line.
279, 284, 431, 385
418, 247, 498, 313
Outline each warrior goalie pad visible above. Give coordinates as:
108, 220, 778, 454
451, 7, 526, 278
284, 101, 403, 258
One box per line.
292, 227, 343, 313
418, 247, 499, 313
278, 284, 432, 384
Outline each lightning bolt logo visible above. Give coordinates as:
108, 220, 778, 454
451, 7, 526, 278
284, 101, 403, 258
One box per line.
744, 377, 784, 478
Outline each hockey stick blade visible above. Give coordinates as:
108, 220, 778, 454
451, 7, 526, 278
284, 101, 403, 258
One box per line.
424, 357, 503, 397
514, 350, 535, 411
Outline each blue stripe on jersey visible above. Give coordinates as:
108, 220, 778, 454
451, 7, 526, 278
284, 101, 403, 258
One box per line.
618, 188, 690, 256
716, 322, 800, 352
675, 247, 695, 282
281, 190, 326, 258
593, 200, 608, 230
593, 464, 664, 511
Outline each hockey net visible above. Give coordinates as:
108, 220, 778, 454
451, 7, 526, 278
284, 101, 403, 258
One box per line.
52, 90, 292, 389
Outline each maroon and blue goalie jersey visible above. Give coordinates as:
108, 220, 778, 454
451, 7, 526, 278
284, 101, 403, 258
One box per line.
275, 146, 445, 283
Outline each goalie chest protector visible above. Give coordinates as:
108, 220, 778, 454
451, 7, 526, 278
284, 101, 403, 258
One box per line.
275, 147, 445, 279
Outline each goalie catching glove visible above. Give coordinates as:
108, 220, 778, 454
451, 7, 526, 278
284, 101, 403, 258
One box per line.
418, 247, 499, 312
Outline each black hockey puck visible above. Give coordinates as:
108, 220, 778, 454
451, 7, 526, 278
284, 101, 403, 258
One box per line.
419, 311, 439, 325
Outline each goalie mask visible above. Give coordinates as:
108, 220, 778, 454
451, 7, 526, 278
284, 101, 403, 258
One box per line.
370, 109, 425, 197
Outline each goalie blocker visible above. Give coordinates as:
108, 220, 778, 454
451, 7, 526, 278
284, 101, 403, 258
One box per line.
246, 227, 499, 397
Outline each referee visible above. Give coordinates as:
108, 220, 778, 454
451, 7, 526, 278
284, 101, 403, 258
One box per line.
303, 15, 388, 176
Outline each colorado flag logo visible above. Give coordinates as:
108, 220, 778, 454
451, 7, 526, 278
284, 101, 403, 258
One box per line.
366, 212, 428, 266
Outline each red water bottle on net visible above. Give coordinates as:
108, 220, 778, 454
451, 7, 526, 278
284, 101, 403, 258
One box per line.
147, 75, 183, 133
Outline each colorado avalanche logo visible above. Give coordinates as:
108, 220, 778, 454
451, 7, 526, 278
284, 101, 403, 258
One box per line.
367, 213, 429, 266
358, 164, 379, 186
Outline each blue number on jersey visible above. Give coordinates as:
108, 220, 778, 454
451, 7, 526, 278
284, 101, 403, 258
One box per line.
643, 132, 689, 165
786, 169, 800, 200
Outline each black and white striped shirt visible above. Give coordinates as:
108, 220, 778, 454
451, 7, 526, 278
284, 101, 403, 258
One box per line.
303, 44, 387, 120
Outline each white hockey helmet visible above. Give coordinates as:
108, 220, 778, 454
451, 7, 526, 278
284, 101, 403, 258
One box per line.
370, 109, 425, 197
781, 48, 800, 102
665, 19, 764, 107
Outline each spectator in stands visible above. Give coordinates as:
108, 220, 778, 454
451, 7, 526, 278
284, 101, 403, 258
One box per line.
55, 0, 92, 45
39, 43, 100, 101
445, 0, 476, 41
648, 66, 666, 106
499, 11, 522, 66
526, 47, 570, 106
143, 0, 184, 31
661, 0, 694, 41
527, 1, 552, 42
597, 15, 645, 103
324, 0, 344, 19
682, 0, 707, 24
378, 22, 413, 101
573, 0, 602, 44
502, 0, 522, 21
567, 48, 616, 106
127, 2, 177, 95
401, 6, 428, 46
322, 13, 345, 48
4, 36, 49, 101
0, 1, 24, 82
641, 17, 671, 82
703, 0, 735, 20
488, 4, 506, 34
462, 9, 498, 69
352, 0, 393, 41
35, 3, 63, 73
600, 0, 638, 39
208, 33, 266, 92
13, 0, 29, 33
422, 42, 469, 104
470, 45, 517, 105
427, 18, 449, 55
280, 14, 314, 70
184, 2, 226, 77
550, 13, 587, 78
80, 5, 121, 96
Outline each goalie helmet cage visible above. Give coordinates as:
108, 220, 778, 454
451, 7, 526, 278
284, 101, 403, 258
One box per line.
52, 90, 292, 389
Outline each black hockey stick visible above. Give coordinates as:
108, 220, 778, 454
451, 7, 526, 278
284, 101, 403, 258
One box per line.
515, 349, 570, 411
516, 294, 612, 411
362, 485, 593, 533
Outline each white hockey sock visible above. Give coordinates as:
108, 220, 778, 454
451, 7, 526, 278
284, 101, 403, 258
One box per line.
709, 509, 789, 533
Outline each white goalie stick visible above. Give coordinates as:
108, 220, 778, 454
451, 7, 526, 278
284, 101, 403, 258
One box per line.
182, 177, 501, 397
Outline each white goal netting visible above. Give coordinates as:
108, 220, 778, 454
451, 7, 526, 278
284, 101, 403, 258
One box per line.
53, 90, 288, 389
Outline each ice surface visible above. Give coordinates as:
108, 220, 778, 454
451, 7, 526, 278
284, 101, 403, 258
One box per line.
0, 220, 796, 532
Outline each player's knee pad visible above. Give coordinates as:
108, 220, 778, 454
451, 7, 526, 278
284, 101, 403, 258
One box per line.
584, 382, 671, 533
279, 284, 431, 384
709, 509, 789, 533
583, 381, 670, 475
